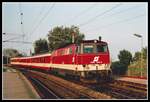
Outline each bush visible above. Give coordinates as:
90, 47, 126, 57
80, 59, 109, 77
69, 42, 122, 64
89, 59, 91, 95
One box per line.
111, 61, 128, 75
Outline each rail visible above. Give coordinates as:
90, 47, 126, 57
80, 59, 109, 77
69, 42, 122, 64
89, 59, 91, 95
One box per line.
22, 71, 60, 99
22, 69, 112, 99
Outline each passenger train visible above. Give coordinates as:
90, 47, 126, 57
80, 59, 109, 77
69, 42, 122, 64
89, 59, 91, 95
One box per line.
10, 37, 112, 81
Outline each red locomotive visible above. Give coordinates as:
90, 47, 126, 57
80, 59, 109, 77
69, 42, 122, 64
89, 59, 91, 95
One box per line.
10, 37, 112, 81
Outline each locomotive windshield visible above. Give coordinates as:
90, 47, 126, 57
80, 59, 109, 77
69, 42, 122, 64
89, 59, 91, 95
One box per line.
96, 44, 108, 53
82, 43, 108, 53
83, 45, 94, 53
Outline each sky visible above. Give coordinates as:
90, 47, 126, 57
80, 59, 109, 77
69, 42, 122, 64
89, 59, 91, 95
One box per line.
2, 2, 148, 61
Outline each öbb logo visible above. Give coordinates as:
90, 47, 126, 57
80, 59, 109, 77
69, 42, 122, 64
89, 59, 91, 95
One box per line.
90, 56, 101, 63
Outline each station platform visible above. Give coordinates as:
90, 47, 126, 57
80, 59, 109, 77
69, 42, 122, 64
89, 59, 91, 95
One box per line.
3, 67, 40, 99
115, 76, 147, 85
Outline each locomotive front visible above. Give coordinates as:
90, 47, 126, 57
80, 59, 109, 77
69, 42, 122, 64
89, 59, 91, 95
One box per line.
76, 38, 112, 81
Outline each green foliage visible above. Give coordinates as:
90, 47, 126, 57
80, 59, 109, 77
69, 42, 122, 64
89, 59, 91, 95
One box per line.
47, 25, 85, 51
112, 47, 147, 76
118, 49, 132, 66
3, 48, 24, 64
112, 49, 132, 75
133, 47, 147, 62
133, 51, 141, 62
142, 47, 147, 60
128, 46, 147, 77
3, 48, 23, 57
111, 61, 127, 75
34, 38, 49, 54
128, 59, 147, 77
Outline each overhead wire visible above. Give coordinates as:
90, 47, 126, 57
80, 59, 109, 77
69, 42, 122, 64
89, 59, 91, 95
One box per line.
2, 33, 24, 35
78, 3, 122, 27
81, 5, 142, 31
88, 5, 141, 25
85, 14, 145, 32
29, 3, 55, 38
28, 3, 55, 54
68, 3, 97, 24
3, 41, 33, 44
100, 5, 141, 19
3, 36, 24, 42
28, 5, 45, 35
26, 5, 50, 55
3, 4, 26, 46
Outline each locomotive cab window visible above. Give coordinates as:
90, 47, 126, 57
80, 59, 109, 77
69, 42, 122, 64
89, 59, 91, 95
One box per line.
83, 45, 94, 53
96, 44, 108, 53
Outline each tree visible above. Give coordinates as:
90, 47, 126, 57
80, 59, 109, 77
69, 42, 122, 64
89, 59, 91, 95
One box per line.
3, 48, 23, 57
118, 49, 132, 66
111, 61, 127, 75
128, 47, 147, 77
132, 47, 147, 62
34, 38, 49, 54
142, 47, 147, 60
133, 52, 141, 62
47, 25, 85, 51
3, 48, 24, 64
111, 49, 132, 75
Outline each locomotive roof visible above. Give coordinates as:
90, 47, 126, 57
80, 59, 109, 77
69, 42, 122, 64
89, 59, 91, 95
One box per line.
81, 40, 107, 44
54, 40, 107, 51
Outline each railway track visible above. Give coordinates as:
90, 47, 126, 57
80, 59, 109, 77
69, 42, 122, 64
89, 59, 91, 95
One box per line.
60, 75, 147, 99
74, 79, 147, 99
19, 69, 147, 99
112, 80, 147, 91
20, 69, 112, 99
105, 80, 147, 99
22, 72, 60, 99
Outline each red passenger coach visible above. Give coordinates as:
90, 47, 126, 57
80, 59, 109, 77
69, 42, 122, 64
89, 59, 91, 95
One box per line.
10, 37, 112, 81
11, 54, 51, 70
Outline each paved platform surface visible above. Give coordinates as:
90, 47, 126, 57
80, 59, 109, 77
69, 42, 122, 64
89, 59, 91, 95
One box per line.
116, 77, 147, 85
3, 67, 40, 99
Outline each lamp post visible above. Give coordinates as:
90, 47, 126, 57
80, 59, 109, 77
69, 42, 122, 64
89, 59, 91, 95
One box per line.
133, 34, 143, 77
